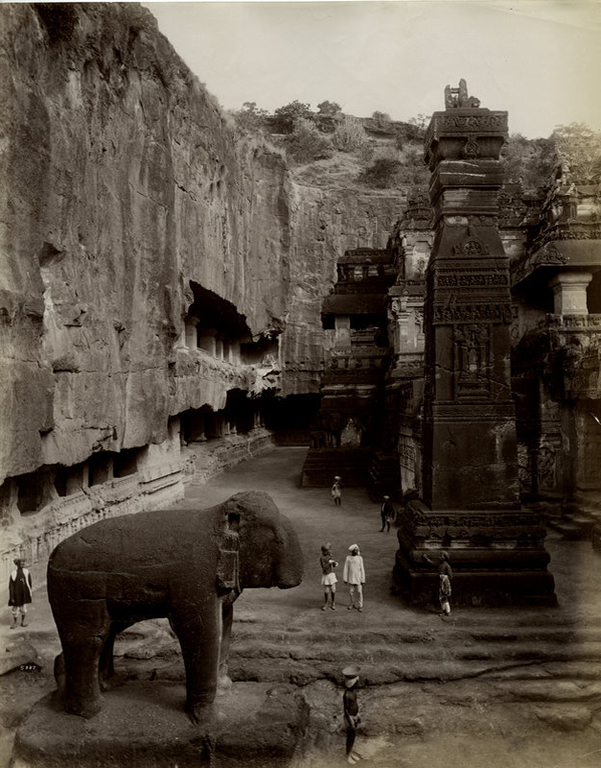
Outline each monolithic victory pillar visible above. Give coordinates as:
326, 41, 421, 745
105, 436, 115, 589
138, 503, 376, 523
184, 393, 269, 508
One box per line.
393, 81, 556, 605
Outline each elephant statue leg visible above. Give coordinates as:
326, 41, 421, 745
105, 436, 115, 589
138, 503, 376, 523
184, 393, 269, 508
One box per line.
58, 602, 112, 718
170, 598, 222, 725
98, 622, 130, 691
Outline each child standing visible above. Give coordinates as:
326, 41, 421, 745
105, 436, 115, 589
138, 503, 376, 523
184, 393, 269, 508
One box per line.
319, 543, 338, 611
342, 665, 362, 764
331, 476, 342, 506
423, 551, 453, 615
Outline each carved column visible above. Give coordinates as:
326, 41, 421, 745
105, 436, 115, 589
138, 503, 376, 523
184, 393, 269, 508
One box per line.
393, 85, 555, 606
550, 272, 593, 315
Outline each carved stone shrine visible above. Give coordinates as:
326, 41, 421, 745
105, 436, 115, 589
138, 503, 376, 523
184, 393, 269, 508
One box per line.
393, 83, 556, 606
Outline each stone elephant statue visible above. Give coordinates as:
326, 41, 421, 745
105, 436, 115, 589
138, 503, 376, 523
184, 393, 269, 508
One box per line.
47, 490, 303, 722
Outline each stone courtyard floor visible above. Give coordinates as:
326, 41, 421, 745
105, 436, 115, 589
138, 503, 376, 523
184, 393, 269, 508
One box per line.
1, 446, 601, 768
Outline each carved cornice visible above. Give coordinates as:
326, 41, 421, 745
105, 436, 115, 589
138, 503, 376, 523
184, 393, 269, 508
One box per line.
405, 506, 543, 529
548, 313, 601, 331
512, 241, 569, 285
426, 111, 509, 145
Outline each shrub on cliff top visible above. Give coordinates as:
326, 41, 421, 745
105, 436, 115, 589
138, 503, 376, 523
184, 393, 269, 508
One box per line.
283, 119, 333, 164
358, 156, 402, 188
272, 101, 314, 133
231, 102, 269, 134
332, 116, 368, 153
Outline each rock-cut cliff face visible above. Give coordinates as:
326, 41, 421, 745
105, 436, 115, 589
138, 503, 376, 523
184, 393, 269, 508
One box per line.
0, 2, 296, 481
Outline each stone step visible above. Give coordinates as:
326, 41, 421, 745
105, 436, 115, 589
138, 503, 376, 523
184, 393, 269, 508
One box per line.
548, 520, 592, 540
231, 624, 601, 646
131, 650, 600, 693
225, 654, 601, 691
492, 679, 601, 703
230, 639, 601, 666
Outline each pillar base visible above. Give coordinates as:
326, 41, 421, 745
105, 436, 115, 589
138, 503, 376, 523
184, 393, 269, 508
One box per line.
392, 501, 557, 607
12, 681, 309, 768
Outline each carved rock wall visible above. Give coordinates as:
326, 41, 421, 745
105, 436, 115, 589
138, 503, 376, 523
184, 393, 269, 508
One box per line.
0, 4, 285, 482
283, 187, 404, 395
0, 3, 405, 486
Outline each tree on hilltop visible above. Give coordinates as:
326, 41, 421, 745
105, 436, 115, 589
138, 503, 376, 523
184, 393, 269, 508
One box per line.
273, 101, 314, 133
231, 101, 269, 133
317, 101, 342, 117
501, 134, 555, 194
551, 122, 601, 183
372, 110, 392, 124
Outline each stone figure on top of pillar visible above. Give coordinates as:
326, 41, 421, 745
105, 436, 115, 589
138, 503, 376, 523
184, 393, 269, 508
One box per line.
444, 79, 481, 109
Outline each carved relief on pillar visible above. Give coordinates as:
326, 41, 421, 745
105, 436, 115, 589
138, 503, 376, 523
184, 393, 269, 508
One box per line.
463, 137, 480, 159
432, 302, 513, 325
404, 504, 545, 542
414, 308, 424, 335
536, 442, 557, 492
517, 443, 532, 493
452, 231, 491, 256
453, 323, 491, 399
434, 268, 509, 289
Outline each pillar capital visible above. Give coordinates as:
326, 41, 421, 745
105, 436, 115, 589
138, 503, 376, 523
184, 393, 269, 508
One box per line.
425, 109, 508, 171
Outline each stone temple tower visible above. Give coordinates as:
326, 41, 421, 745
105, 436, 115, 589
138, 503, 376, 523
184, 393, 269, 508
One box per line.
393, 81, 556, 605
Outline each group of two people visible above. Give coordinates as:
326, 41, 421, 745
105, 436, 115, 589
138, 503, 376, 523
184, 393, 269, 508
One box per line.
319, 542, 365, 612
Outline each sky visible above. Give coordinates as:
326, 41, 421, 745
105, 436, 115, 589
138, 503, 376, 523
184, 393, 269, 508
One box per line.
142, 0, 601, 138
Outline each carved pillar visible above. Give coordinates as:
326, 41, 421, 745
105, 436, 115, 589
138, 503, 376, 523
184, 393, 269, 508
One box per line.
334, 316, 351, 348
421, 103, 519, 509
184, 316, 199, 349
393, 84, 555, 606
550, 272, 593, 315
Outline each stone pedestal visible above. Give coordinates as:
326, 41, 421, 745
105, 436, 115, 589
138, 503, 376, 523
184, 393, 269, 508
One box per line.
11, 681, 309, 768
393, 501, 554, 606
393, 85, 555, 605
550, 271, 593, 315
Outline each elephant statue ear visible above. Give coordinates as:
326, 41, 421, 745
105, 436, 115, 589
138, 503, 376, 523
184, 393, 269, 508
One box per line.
217, 504, 241, 592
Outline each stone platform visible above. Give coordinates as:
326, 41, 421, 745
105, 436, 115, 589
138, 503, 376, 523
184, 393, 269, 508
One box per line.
11, 681, 309, 768
392, 502, 557, 606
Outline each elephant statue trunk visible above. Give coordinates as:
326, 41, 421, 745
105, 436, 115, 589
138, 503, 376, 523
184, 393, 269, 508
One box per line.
275, 518, 304, 589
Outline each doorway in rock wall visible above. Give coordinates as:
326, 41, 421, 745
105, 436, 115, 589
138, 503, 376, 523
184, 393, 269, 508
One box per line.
262, 394, 321, 446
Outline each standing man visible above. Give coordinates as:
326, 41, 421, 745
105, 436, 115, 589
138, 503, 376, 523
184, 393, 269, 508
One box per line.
342, 665, 362, 764
380, 495, 395, 532
8, 558, 32, 628
343, 544, 365, 612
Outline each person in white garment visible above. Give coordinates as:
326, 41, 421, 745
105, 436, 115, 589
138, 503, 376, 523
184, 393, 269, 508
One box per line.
343, 544, 365, 612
